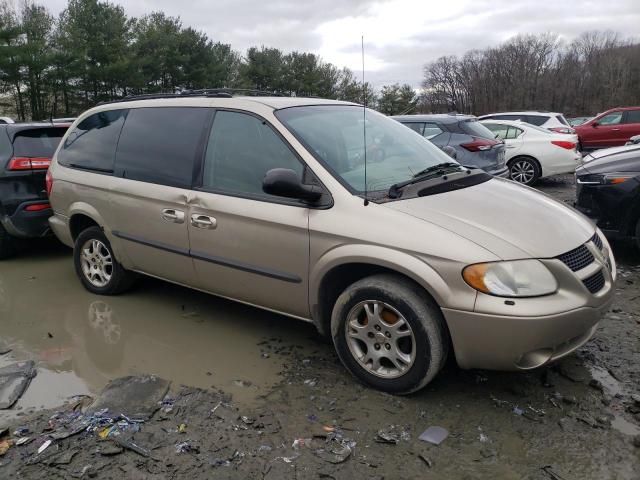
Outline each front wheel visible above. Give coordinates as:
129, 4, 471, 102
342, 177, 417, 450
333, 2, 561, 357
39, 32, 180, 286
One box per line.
73, 226, 135, 295
331, 274, 449, 394
508, 157, 540, 186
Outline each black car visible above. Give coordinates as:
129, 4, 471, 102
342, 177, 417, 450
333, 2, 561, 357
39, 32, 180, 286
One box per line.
0, 122, 69, 258
391, 114, 508, 177
575, 145, 640, 247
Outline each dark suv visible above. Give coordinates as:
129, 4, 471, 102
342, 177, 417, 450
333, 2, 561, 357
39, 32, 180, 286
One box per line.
0, 122, 69, 258
392, 114, 508, 177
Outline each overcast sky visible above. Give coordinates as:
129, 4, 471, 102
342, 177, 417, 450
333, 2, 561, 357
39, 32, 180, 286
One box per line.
46, 0, 640, 88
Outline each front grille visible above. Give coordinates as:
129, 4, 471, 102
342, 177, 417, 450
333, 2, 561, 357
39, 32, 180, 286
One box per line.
591, 233, 603, 250
556, 245, 594, 272
582, 270, 605, 294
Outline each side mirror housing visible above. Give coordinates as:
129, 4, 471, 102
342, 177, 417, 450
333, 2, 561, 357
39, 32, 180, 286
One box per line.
441, 145, 457, 159
263, 168, 323, 202
591, 121, 599, 127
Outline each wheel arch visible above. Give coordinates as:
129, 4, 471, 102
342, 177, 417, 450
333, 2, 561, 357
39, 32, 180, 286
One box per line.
310, 245, 454, 338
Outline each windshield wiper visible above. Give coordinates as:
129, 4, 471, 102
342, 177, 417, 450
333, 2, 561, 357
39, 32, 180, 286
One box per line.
388, 162, 463, 198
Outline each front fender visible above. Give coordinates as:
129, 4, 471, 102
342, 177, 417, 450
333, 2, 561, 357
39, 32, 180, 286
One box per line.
310, 243, 473, 316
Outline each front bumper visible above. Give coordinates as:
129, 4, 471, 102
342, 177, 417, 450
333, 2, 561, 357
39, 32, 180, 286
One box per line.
442, 300, 612, 371
0, 201, 53, 238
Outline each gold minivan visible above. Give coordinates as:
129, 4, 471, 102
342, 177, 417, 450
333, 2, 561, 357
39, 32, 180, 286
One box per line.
48, 93, 615, 394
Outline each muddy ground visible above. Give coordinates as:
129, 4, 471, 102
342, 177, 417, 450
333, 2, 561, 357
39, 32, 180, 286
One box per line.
1, 175, 639, 479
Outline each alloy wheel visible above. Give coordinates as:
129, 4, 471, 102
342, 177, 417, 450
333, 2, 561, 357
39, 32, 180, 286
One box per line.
345, 300, 416, 379
510, 160, 536, 184
80, 239, 113, 288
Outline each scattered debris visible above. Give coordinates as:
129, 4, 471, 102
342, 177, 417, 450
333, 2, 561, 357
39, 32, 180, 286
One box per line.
375, 425, 410, 444
37, 439, 52, 454
0, 360, 37, 409
418, 453, 433, 468
0, 439, 13, 455
0, 340, 11, 355
541, 465, 567, 480
418, 426, 448, 445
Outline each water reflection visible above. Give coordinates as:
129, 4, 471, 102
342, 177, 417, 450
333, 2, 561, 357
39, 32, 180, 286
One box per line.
0, 243, 318, 411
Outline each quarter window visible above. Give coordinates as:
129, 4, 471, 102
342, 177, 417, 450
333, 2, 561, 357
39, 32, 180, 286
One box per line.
115, 107, 211, 188
58, 109, 127, 172
202, 110, 304, 198
422, 122, 443, 139
624, 110, 640, 124
403, 122, 425, 135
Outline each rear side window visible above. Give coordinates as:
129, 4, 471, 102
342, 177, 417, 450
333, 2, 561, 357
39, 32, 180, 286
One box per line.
624, 110, 640, 124
13, 128, 66, 158
525, 115, 548, 126
460, 120, 496, 139
115, 107, 212, 188
492, 115, 522, 121
59, 110, 127, 172
556, 115, 569, 126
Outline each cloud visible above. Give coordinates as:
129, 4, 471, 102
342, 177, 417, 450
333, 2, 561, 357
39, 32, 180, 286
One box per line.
45, 0, 640, 89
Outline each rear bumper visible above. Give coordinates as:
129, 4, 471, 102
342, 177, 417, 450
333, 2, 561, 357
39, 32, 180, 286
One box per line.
442, 298, 613, 371
0, 201, 52, 238
48, 212, 74, 248
489, 166, 509, 178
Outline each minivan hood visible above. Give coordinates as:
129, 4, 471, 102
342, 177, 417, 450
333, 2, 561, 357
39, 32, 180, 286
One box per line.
383, 178, 594, 259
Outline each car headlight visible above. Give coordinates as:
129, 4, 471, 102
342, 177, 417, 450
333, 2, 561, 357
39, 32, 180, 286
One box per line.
462, 260, 558, 297
577, 172, 640, 185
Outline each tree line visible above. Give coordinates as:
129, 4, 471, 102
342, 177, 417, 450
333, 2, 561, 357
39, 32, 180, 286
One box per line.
0, 0, 420, 120
421, 31, 640, 116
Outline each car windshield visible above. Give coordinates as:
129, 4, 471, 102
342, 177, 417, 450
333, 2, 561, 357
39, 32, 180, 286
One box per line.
276, 105, 456, 193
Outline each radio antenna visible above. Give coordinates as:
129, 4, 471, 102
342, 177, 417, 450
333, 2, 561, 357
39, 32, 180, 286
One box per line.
362, 35, 369, 206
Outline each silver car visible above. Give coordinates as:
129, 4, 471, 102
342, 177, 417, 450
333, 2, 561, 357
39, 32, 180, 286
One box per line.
47, 93, 615, 394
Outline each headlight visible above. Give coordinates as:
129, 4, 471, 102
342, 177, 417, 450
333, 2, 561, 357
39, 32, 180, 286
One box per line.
462, 260, 558, 297
577, 172, 640, 185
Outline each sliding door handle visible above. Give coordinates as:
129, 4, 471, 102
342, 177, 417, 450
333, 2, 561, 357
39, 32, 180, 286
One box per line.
191, 214, 217, 229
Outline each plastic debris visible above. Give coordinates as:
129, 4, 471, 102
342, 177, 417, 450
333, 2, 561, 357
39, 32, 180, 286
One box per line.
313, 437, 355, 464
418, 426, 449, 445
479, 433, 489, 443
178, 423, 187, 433
0, 439, 13, 455
541, 465, 567, 480
176, 441, 200, 454
513, 406, 524, 416
13, 426, 29, 437
38, 439, 52, 454
112, 436, 153, 458
375, 425, 410, 444
16, 437, 31, 446
292, 437, 312, 450
240, 416, 255, 425
418, 453, 433, 468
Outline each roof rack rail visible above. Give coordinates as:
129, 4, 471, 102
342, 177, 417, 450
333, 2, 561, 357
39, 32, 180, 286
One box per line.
98, 88, 286, 105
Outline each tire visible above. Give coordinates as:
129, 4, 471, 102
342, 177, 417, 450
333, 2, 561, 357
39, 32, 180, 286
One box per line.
0, 224, 15, 260
73, 226, 135, 295
508, 157, 540, 186
330, 273, 449, 395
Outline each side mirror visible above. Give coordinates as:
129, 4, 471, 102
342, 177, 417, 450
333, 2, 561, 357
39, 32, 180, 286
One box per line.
591, 122, 599, 127
263, 168, 323, 202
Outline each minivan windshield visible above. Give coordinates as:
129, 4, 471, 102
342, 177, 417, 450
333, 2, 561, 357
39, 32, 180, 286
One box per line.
276, 105, 457, 193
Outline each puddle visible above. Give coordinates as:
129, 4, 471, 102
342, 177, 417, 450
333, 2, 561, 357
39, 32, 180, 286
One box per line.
0, 242, 318, 415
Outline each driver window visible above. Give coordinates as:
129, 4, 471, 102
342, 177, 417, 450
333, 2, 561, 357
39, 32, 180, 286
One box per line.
203, 111, 304, 198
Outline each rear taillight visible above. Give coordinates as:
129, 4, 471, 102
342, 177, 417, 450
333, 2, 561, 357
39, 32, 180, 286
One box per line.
46, 169, 53, 196
7, 156, 51, 171
24, 203, 51, 212
548, 127, 575, 135
461, 137, 498, 152
551, 140, 576, 150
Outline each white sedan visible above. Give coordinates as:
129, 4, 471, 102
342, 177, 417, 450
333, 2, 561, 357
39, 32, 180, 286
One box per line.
480, 119, 581, 185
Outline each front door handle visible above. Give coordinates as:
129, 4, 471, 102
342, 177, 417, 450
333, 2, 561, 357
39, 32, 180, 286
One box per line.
191, 214, 217, 229
611, 128, 620, 131
161, 209, 185, 224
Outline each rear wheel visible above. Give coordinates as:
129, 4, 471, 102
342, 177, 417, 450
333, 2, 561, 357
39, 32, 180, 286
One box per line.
0, 224, 15, 260
508, 157, 540, 186
331, 274, 448, 394
73, 226, 135, 295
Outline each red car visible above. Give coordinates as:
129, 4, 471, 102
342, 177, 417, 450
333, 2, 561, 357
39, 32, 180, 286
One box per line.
575, 106, 640, 150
